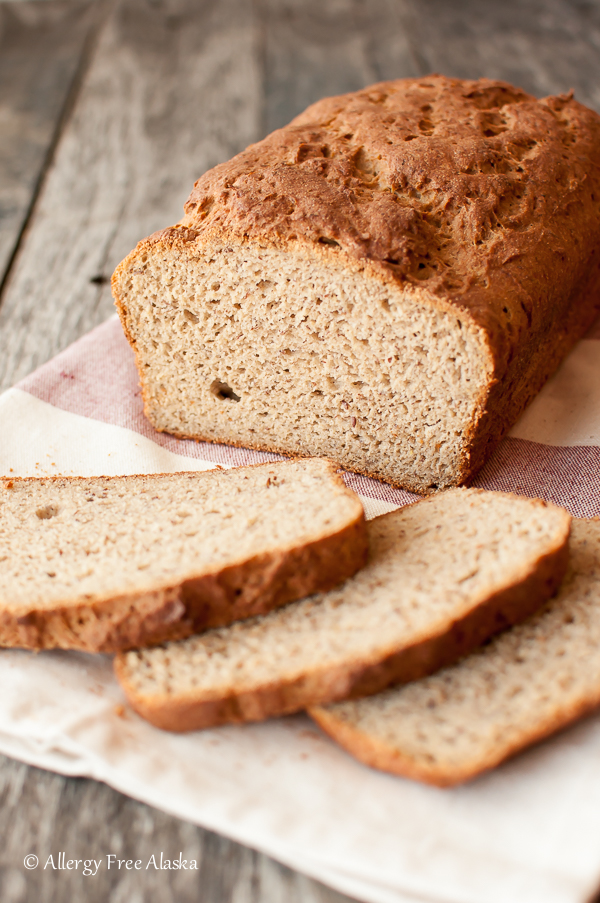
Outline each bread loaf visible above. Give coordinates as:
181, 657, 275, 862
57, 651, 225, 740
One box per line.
310, 518, 600, 787
115, 489, 570, 731
112, 75, 600, 493
0, 460, 366, 652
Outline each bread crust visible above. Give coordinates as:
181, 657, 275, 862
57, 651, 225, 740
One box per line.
0, 464, 367, 652
116, 500, 570, 731
113, 75, 600, 491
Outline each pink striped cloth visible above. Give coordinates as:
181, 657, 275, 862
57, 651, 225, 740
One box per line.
16, 314, 600, 515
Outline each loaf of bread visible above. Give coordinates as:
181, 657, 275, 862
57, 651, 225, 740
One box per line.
0, 460, 366, 652
115, 489, 570, 731
112, 75, 600, 493
310, 518, 600, 787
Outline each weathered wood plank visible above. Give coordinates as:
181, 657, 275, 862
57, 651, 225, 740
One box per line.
259, 0, 419, 133
402, 0, 600, 112
0, 752, 354, 903
0, 0, 263, 390
0, 0, 99, 287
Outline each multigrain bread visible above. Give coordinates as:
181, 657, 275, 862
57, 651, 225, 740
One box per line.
0, 460, 366, 652
310, 518, 600, 788
115, 489, 571, 731
112, 75, 600, 494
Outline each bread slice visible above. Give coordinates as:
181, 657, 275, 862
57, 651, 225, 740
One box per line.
310, 517, 600, 788
112, 75, 600, 493
0, 459, 366, 652
115, 489, 571, 731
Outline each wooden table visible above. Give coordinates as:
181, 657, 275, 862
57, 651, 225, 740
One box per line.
1, 1, 600, 900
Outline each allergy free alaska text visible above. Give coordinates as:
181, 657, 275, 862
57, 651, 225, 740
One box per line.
40, 852, 199, 874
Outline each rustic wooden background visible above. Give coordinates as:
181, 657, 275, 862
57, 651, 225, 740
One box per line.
1, 0, 600, 900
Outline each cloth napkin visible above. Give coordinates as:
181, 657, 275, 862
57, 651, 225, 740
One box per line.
2, 314, 600, 903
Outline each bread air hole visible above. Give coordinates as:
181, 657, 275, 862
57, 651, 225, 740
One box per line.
210, 379, 241, 402
36, 505, 59, 520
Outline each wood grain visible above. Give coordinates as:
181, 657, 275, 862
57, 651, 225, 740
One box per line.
0, 0, 99, 288
0, 0, 263, 390
258, 0, 418, 133
2, 0, 600, 901
402, 0, 600, 112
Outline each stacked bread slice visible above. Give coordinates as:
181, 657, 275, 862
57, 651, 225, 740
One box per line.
115, 488, 571, 732
311, 517, 600, 787
0, 459, 366, 652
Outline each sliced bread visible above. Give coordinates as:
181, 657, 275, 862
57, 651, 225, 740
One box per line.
310, 517, 600, 788
0, 459, 366, 652
115, 489, 571, 731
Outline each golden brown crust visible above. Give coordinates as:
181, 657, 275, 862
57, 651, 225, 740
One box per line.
116, 503, 570, 731
112, 75, 600, 491
465, 245, 600, 480
0, 465, 367, 652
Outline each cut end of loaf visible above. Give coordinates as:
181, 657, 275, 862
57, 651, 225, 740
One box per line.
113, 237, 492, 493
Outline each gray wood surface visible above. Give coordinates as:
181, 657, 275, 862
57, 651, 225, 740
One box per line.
408, 0, 600, 111
0, 0, 263, 388
0, 0, 99, 290
1, 0, 600, 900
